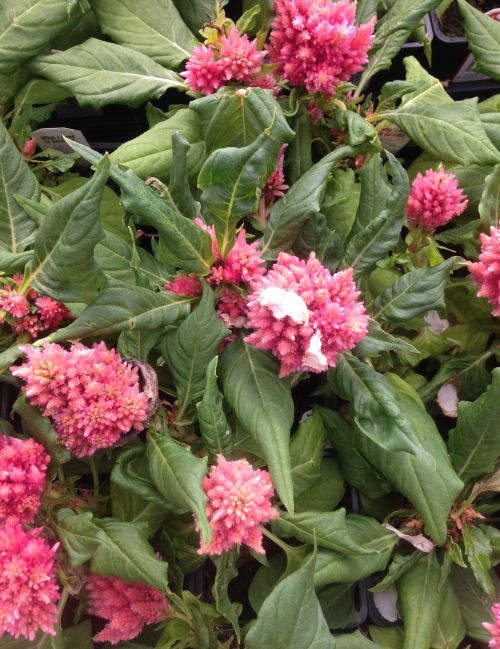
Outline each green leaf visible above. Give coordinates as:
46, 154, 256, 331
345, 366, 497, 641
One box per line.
0, 119, 39, 252
356, 0, 378, 23
246, 553, 335, 649
318, 583, 359, 630
273, 509, 382, 555
95, 230, 136, 284
147, 426, 211, 545
380, 98, 500, 166
351, 154, 391, 236
321, 167, 359, 243
0, 0, 73, 74
397, 552, 447, 649
196, 357, 233, 459
31, 38, 184, 109
261, 145, 358, 257
162, 283, 229, 416
355, 320, 419, 358
287, 105, 313, 184
63, 621, 93, 649
371, 551, 422, 592
336, 631, 385, 649
111, 445, 169, 508
111, 485, 167, 537
0, 248, 33, 274
110, 108, 204, 182
373, 258, 454, 322
26, 156, 108, 303
55, 509, 102, 566
462, 523, 494, 598
211, 550, 240, 640
431, 581, 465, 649
219, 338, 295, 513
89, 0, 195, 68
172, 0, 224, 32
45, 278, 191, 343
169, 132, 199, 219
290, 411, 325, 498
458, 0, 500, 81
342, 153, 408, 275
478, 163, 500, 228
294, 458, 345, 513
448, 368, 500, 483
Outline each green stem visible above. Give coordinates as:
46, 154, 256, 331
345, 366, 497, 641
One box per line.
88, 457, 100, 501
261, 525, 291, 554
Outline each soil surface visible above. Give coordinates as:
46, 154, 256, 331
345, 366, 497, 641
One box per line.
439, 0, 498, 37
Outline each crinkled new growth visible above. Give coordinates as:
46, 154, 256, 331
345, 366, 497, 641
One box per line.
198, 455, 279, 555
11, 342, 149, 457
245, 252, 368, 376
468, 226, 500, 317
268, 0, 375, 94
0, 525, 59, 641
483, 602, 500, 649
87, 574, 168, 645
0, 437, 50, 525
406, 167, 468, 231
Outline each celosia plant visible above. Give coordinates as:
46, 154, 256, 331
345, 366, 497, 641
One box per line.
0, 0, 499, 646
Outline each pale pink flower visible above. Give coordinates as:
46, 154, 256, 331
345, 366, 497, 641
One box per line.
268, 0, 375, 95
0, 525, 59, 641
0, 290, 30, 318
406, 168, 468, 231
209, 229, 266, 286
217, 288, 248, 328
483, 602, 500, 649
219, 27, 266, 83
198, 455, 279, 555
469, 226, 500, 317
0, 437, 50, 525
164, 274, 203, 296
182, 44, 225, 95
11, 343, 149, 457
245, 252, 368, 377
87, 574, 168, 645
34, 296, 72, 330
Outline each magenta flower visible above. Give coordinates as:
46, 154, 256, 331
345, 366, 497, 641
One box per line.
263, 144, 289, 205
0, 525, 59, 641
34, 296, 72, 330
198, 455, 279, 555
209, 229, 266, 286
483, 602, 500, 649
0, 437, 50, 525
217, 287, 248, 328
164, 274, 203, 296
245, 252, 368, 377
11, 342, 150, 457
406, 168, 468, 231
87, 574, 168, 645
268, 0, 375, 95
182, 44, 225, 95
468, 226, 500, 317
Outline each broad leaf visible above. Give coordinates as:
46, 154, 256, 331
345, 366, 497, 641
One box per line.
246, 553, 335, 649
294, 458, 345, 513
448, 368, 500, 483
211, 550, 240, 640
95, 231, 136, 284
162, 283, 229, 416
355, 320, 419, 358
373, 258, 454, 322
31, 38, 184, 109
431, 581, 465, 649
458, 0, 500, 81
89, 0, 195, 68
287, 105, 313, 184
290, 411, 325, 498
147, 426, 211, 545
26, 157, 109, 303
169, 132, 200, 219
370, 551, 422, 592
172, 0, 225, 33
55, 509, 102, 566
111, 445, 169, 508
0, 120, 39, 252
351, 153, 391, 236
219, 339, 295, 513
321, 167, 359, 243
462, 523, 495, 598
478, 163, 500, 228
196, 357, 233, 459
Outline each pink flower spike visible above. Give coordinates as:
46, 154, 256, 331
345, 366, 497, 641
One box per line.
483, 602, 500, 649
164, 274, 203, 296
0, 290, 30, 318
468, 226, 500, 317
34, 296, 73, 330
209, 229, 266, 287
406, 167, 468, 231
0, 436, 50, 525
219, 27, 266, 83
182, 44, 225, 95
0, 525, 59, 641
245, 252, 368, 377
198, 455, 279, 555
263, 144, 289, 206
87, 574, 168, 645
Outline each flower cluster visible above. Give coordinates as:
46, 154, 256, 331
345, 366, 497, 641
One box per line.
484, 603, 500, 649
87, 574, 168, 645
0, 275, 72, 340
0, 436, 50, 525
406, 167, 468, 232
198, 455, 279, 555
11, 342, 150, 457
0, 525, 59, 640
468, 226, 500, 317
245, 252, 368, 376
268, 0, 375, 95
182, 27, 265, 95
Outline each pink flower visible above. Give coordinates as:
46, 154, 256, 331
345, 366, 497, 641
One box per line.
0, 290, 30, 318
406, 168, 468, 231
87, 574, 168, 645
198, 455, 279, 555
182, 44, 225, 95
12, 315, 45, 339
468, 226, 500, 317
217, 288, 248, 328
34, 296, 72, 330
263, 144, 289, 205
209, 229, 266, 286
219, 27, 266, 83
164, 274, 203, 296
23, 137, 37, 159
0, 437, 50, 525
0, 525, 59, 641
11, 342, 150, 457
268, 0, 375, 95
245, 252, 368, 377
483, 602, 500, 649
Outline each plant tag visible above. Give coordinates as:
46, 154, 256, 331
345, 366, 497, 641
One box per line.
452, 8, 500, 83
31, 127, 90, 156
379, 124, 410, 154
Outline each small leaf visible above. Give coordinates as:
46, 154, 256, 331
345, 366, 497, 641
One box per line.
211, 550, 240, 640
370, 551, 422, 592
196, 357, 233, 459
458, 0, 500, 81
462, 523, 494, 598
355, 320, 419, 358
